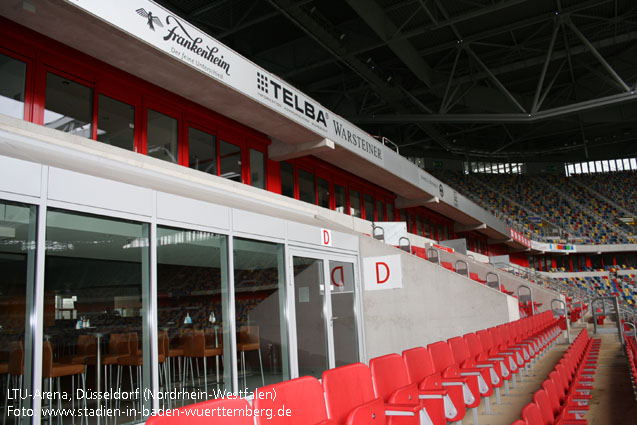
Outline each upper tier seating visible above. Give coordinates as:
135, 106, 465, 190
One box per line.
433, 170, 636, 244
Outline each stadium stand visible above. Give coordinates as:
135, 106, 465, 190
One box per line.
433, 171, 636, 244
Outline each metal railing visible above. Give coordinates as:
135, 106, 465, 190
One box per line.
591, 296, 624, 345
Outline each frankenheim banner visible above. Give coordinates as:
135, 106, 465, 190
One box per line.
66, 0, 385, 168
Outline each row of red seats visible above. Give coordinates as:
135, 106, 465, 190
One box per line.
627, 335, 636, 400
146, 311, 562, 425
511, 329, 600, 425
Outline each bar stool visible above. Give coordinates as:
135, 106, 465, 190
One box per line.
183, 330, 222, 393
42, 341, 87, 425
3, 342, 23, 425
236, 325, 264, 389
162, 331, 183, 392
115, 333, 142, 415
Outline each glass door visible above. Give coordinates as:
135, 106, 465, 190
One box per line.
289, 249, 360, 378
292, 256, 328, 378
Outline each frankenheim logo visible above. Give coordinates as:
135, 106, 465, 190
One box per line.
136, 8, 231, 77
256, 71, 328, 128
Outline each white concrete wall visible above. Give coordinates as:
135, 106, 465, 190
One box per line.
359, 237, 518, 361
434, 247, 563, 314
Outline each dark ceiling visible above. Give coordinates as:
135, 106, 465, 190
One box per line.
156, 0, 637, 162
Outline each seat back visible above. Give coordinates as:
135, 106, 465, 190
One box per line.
402, 347, 440, 387
532, 389, 553, 425
477, 330, 495, 352
42, 341, 54, 379
448, 336, 471, 365
8, 341, 24, 375
238, 325, 260, 345
489, 327, 504, 349
463, 333, 483, 360
147, 398, 254, 425
521, 402, 543, 425
254, 376, 329, 425
322, 363, 378, 425
369, 354, 411, 402
427, 341, 456, 375
540, 379, 561, 418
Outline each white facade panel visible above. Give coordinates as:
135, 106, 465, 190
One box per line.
156, 192, 230, 230
0, 156, 42, 198
287, 221, 358, 251
47, 167, 153, 216
232, 209, 285, 239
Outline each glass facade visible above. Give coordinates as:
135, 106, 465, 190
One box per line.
0, 201, 36, 425
0, 53, 26, 119
280, 162, 294, 198
157, 226, 231, 407
147, 109, 178, 163
188, 127, 217, 175
44, 209, 150, 424
298, 169, 315, 204
219, 140, 242, 182
233, 238, 289, 389
44, 73, 92, 138
250, 149, 265, 189
97, 95, 135, 151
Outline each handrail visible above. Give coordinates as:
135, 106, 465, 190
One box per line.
552, 298, 570, 343
455, 260, 468, 277
623, 322, 636, 339
398, 236, 411, 253
427, 248, 440, 265
486, 272, 501, 291
372, 224, 385, 242
591, 296, 624, 345
517, 284, 535, 315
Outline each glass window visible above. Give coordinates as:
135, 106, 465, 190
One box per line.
0, 201, 36, 423
609, 160, 616, 171
376, 200, 385, 221
623, 158, 630, 170
157, 226, 230, 403
616, 160, 623, 171
293, 257, 328, 378
97, 95, 135, 151
363, 194, 374, 221
581, 162, 588, 173
44, 209, 149, 424
147, 109, 178, 163
350, 190, 361, 218
575, 163, 581, 174
219, 140, 242, 182
329, 261, 359, 367
631, 158, 637, 170
44, 73, 92, 137
334, 184, 347, 214
298, 169, 315, 204
601, 161, 609, 172
189, 127, 217, 175
386, 203, 394, 221
415, 216, 422, 236
317, 177, 330, 209
250, 149, 266, 189
233, 238, 289, 387
423, 218, 431, 238
0, 53, 26, 119
280, 162, 294, 198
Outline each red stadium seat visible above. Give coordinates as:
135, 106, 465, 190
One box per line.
254, 376, 336, 425
369, 354, 446, 425
322, 362, 421, 425
402, 346, 467, 423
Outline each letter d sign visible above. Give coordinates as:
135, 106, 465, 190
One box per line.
375, 262, 390, 284
363, 255, 402, 291
321, 229, 332, 246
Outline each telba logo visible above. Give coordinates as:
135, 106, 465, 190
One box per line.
257, 72, 327, 127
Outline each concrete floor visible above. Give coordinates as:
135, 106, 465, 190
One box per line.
467, 323, 637, 425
